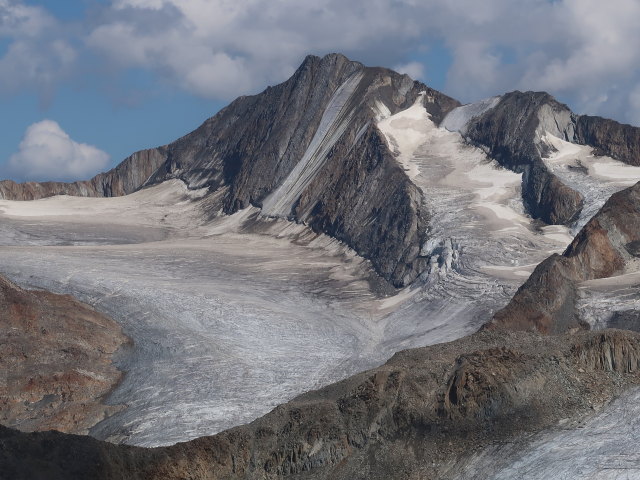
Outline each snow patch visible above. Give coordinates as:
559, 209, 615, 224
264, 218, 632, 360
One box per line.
440, 96, 501, 134
261, 71, 365, 217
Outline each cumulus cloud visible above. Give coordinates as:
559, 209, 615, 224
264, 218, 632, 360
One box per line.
393, 62, 425, 81
8, 120, 110, 181
80, 0, 640, 125
86, 0, 423, 100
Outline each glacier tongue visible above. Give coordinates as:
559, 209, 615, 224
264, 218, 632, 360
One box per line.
457, 387, 640, 479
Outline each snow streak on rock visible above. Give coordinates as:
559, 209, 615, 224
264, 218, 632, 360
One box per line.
440, 96, 501, 134
261, 71, 365, 217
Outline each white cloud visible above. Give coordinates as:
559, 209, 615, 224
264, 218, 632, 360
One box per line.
87, 0, 423, 100
0, 0, 75, 104
8, 120, 110, 181
3, 0, 640, 126
81, 0, 640, 125
393, 61, 425, 81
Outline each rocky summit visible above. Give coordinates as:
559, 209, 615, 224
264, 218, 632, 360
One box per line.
1, 53, 640, 479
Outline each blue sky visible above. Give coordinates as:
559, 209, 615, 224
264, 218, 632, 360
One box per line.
1, 0, 639, 182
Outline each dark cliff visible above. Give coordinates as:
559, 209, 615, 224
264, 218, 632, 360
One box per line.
462, 91, 584, 224
575, 115, 640, 166
460, 91, 640, 226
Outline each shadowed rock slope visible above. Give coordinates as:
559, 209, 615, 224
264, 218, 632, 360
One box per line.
462, 91, 584, 225
2, 329, 640, 479
487, 181, 640, 334
0, 275, 129, 435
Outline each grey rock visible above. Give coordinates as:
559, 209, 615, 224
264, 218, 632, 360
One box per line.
0, 54, 460, 287
462, 91, 584, 224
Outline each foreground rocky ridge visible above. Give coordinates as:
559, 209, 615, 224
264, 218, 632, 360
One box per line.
488, 180, 640, 334
0, 275, 128, 435
2, 328, 640, 479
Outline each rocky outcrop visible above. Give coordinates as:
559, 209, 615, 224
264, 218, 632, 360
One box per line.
0, 275, 128, 435
2, 329, 640, 480
0, 148, 167, 200
575, 115, 640, 166
608, 310, 640, 332
488, 181, 640, 333
462, 91, 584, 224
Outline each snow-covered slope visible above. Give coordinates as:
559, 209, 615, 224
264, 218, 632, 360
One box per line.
440, 96, 501, 134
542, 133, 640, 234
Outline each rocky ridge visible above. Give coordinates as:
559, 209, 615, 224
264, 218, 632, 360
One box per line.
487, 180, 640, 333
0, 275, 128, 435
452, 90, 640, 226
2, 54, 639, 288
2, 329, 640, 479
0, 54, 460, 287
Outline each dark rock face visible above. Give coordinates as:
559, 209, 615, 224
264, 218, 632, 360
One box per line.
142, 56, 457, 286
294, 123, 429, 285
488, 181, 640, 334
3, 329, 640, 480
576, 115, 640, 166
608, 310, 640, 332
463, 91, 584, 224
0, 275, 128, 435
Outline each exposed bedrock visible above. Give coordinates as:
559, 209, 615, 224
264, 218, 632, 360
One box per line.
3, 329, 640, 480
488, 181, 640, 334
0, 275, 128, 435
575, 115, 640, 166
0, 148, 168, 200
462, 91, 584, 225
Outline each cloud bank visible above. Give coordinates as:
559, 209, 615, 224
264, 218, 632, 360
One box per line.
2, 0, 640, 124
7, 120, 110, 181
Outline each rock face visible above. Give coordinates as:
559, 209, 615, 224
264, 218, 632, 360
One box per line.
2, 329, 640, 480
488, 181, 640, 333
453, 90, 640, 226
0, 275, 128, 435
461, 91, 584, 224
1, 55, 638, 287
575, 115, 640, 166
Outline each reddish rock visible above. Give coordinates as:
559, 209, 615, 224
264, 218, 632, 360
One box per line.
0, 275, 129, 434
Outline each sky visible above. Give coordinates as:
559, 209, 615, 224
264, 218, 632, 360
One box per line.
1, 0, 639, 182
